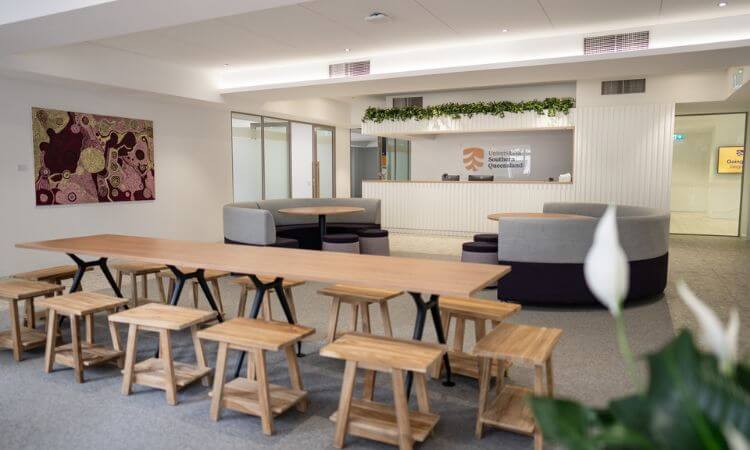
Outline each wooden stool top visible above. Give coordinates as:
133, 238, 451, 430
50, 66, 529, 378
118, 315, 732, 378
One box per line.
232, 276, 305, 289
108, 303, 216, 330
110, 261, 166, 275
198, 318, 314, 351
317, 284, 402, 303
37, 292, 128, 316
0, 279, 64, 300
158, 268, 230, 281
472, 323, 562, 366
13, 265, 85, 282
439, 297, 520, 322
320, 333, 445, 374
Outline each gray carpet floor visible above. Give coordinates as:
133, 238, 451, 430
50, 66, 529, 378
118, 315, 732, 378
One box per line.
1, 234, 746, 450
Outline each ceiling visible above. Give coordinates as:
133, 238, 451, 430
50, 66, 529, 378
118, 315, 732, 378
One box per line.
90, 0, 750, 71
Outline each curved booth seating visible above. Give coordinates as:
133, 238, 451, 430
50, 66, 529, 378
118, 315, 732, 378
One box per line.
322, 233, 360, 253
473, 233, 499, 244
223, 198, 381, 250
223, 202, 300, 248
496, 202, 670, 306
357, 228, 390, 256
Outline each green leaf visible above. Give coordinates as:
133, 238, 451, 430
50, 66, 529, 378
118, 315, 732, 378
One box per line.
530, 397, 601, 450
361, 97, 576, 122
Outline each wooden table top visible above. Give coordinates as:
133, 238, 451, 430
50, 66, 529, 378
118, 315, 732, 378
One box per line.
487, 212, 590, 221
278, 206, 365, 216
320, 333, 445, 373
17, 234, 510, 297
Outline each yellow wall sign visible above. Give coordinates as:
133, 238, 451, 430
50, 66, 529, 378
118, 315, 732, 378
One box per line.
717, 146, 744, 174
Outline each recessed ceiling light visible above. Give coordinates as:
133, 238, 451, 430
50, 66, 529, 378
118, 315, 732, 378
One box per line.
345, 48, 351, 52
364, 12, 391, 23
718, 1, 728, 6
502, 28, 509, 33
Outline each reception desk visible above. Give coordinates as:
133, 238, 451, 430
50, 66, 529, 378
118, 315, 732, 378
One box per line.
362, 180, 575, 234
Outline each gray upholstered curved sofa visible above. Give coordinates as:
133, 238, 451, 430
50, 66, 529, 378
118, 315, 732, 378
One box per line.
497, 202, 670, 306
223, 198, 381, 250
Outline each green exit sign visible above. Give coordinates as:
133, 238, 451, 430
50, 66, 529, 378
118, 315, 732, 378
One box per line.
673, 133, 685, 142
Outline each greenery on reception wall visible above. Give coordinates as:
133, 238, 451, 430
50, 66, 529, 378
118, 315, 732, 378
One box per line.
362, 97, 575, 123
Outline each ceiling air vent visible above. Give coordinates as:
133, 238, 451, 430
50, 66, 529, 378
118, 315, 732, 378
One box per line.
392, 96, 423, 108
329, 60, 371, 78
601, 79, 646, 95
584, 31, 649, 55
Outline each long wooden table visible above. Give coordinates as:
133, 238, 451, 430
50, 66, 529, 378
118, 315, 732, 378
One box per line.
17, 234, 511, 390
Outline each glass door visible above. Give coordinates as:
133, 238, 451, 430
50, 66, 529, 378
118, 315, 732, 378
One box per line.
383, 137, 411, 181
671, 113, 746, 236
231, 113, 263, 202
314, 126, 335, 198
263, 117, 291, 199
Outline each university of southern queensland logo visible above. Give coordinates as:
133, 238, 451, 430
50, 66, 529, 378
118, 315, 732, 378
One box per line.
463, 147, 484, 171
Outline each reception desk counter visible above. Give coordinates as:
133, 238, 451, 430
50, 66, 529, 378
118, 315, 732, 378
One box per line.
361, 180, 575, 234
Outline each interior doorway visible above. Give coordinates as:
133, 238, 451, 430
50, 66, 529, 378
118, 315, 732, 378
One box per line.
671, 113, 747, 236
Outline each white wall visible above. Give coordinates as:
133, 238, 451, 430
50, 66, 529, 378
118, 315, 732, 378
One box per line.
364, 104, 675, 233
409, 130, 574, 181
0, 75, 232, 276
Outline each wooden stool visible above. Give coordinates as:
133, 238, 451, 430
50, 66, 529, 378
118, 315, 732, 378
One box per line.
0, 280, 64, 361
38, 292, 128, 383
472, 323, 562, 450
158, 268, 228, 316
321, 333, 445, 450
13, 265, 90, 326
234, 276, 304, 322
198, 318, 314, 435
435, 297, 520, 380
318, 284, 402, 343
13, 264, 87, 285
108, 303, 216, 405
111, 261, 167, 308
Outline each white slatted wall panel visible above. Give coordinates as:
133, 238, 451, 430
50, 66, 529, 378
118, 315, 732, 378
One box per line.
363, 104, 675, 234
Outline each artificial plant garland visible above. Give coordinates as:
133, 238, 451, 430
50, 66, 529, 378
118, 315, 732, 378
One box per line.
362, 97, 575, 123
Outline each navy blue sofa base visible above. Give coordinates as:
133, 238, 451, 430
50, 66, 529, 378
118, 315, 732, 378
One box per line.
497, 253, 668, 306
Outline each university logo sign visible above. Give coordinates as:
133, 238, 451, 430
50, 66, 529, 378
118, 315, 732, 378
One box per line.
463, 147, 484, 171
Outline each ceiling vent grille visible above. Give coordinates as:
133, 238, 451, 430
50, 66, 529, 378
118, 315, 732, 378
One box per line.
601, 79, 646, 95
329, 60, 371, 78
584, 31, 649, 55
392, 97, 423, 108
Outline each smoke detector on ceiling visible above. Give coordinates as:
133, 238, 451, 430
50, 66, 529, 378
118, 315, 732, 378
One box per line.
364, 12, 391, 23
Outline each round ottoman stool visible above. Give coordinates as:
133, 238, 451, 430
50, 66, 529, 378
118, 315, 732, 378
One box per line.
356, 229, 390, 256
322, 234, 360, 254
461, 241, 498, 264
462, 241, 499, 289
473, 233, 498, 244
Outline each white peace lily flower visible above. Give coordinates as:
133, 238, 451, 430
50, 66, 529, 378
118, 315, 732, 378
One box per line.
676, 280, 740, 374
724, 424, 750, 450
584, 206, 630, 316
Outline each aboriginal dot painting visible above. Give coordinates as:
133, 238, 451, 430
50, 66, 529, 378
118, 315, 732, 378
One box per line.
32, 107, 155, 205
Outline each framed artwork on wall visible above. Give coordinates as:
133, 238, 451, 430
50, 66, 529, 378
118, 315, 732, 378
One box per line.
32, 107, 155, 205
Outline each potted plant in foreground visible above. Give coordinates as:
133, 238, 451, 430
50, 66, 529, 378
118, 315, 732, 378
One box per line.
529, 206, 749, 450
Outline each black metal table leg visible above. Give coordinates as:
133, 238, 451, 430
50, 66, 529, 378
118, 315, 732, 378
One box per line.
405, 292, 454, 398
61, 254, 126, 328
318, 214, 327, 250
164, 266, 224, 322
67, 254, 124, 297
234, 275, 301, 378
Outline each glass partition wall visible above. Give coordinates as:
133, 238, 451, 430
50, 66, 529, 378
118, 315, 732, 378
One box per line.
350, 129, 411, 197
671, 113, 747, 236
232, 112, 335, 202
